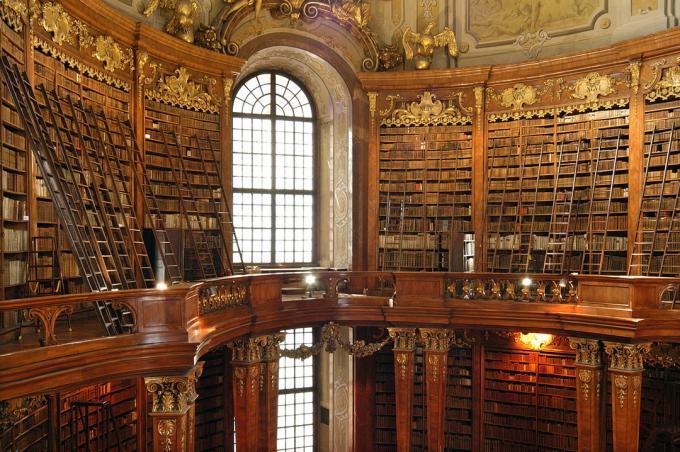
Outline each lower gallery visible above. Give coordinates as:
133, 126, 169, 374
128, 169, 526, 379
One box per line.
1, 0, 680, 451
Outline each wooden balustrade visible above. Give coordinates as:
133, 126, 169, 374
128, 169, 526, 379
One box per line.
1, 271, 680, 402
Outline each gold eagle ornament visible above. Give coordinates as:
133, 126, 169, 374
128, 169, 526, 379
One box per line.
402, 22, 458, 70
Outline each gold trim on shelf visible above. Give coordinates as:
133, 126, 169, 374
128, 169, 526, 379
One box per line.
380, 91, 471, 127
0, 0, 27, 32
32, 36, 131, 91
646, 64, 680, 102
486, 78, 563, 121
144, 66, 218, 113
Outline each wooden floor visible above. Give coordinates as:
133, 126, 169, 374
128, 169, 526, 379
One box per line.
0, 310, 104, 354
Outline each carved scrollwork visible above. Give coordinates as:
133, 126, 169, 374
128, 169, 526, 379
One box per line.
646, 62, 680, 102
388, 328, 416, 350
92, 35, 133, 73
381, 91, 471, 127
145, 363, 203, 414
230, 337, 264, 363
571, 72, 616, 103
569, 337, 602, 366
28, 304, 74, 346
198, 280, 249, 314
604, 342, 651, 371
144, 66, 219, 113
0, 0, 27, 32
445, 276, 576, 303
157, 419, 175, 452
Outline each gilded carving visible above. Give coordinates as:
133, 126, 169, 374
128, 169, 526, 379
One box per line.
571, 72, 616, 103
39, 2, 72, 45
145, 363, 203, 414
403, 22, 458, 70
195, 25, 223, 51
632, 375, 641, 406
234, 367, 246, 397
381, 91, 471, 127
379, 44, 403, 71
0, 396, 47, 430
569, 337, 602, 366
92, 35, 132, 72
137, 51, 149, 86
627, 61, 641, 94
427, 354, 441, 382
646, 64, 680, 102
198, 280, 248, 314
388, 328, 417, 350
258, 333, 286, 361
144, 66, 218, 113
643, 58, 667, 90
223, 77, 234, 103
645, 343, 680, 367
367, 91, 377, 119
420, 328, 452, 353
143, 0, 200, 43
230, 337, 263, 363
578, 368, 592, 400
498, 83, 538, 110
157, 419, 176, 452
473, 86, 484, 115
331, 0, 370, 28
0, 0, 27, 32
278, 323, 390, 359
604, 342, 651, 371
395, 353, 409, 380
614, 374, 627, 408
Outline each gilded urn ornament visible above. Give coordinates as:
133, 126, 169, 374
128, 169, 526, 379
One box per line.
403, 22, 458, 70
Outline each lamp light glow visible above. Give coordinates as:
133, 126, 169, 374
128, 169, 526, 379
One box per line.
519, 333, 553, 350
521, 277, 533, 287
305, 274, 316, 286
156, 282, 168, 290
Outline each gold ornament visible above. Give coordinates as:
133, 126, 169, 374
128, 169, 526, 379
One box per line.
331, 0, 370, 28
145, 66, 218, 113
0, 0, 27, 32
571, 72, 616, 103
92, 35, 131, 72
143, 0, 200, 43
40, 2, 73, 45
381, 91, 470, 127
403, 22, 458, 70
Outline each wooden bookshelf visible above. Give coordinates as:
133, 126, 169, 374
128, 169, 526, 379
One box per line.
445, 346, 473, 451
143, 99, 224, 280
0, 18, 29, 327
195, 348, 229, 451
374, 346, 396, 451
378, 124, 473, 271
630, 97, 680, 275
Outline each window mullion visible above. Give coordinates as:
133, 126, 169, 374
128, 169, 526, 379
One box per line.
271, 72, 277, 265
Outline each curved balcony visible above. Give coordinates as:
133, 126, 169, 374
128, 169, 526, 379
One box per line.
2, 271, 679, 401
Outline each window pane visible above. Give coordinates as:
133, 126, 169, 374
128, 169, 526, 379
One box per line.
232, 193, 272, 264
278, 328, 314, 451
275, 194, 313, 264
275, 120, 313, 191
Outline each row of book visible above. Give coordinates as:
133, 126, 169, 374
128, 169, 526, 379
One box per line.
3, 257, 26, 286
380, 193, 472, 205
2, 197, 25, 221
381, 169, 472, 181
380, 181, 472, 193
380, 217, 470, 233
378, 149, 470, 161
2, 147, 26, 171
2, 170, 25, 193
2, 228, 27, 252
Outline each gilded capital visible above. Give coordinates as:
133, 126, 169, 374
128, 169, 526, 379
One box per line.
419, 328, 452, 353
230, 337, 263, 363
257, 333, 286, 361
388, 328, 417, 350
604, 342, 651, 371
569, 337, 602, 366
473, 86, 484, 115
368, 91, 378, 118
145, 362, 204, 414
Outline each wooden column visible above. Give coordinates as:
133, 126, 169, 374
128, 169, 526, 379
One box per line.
626, 61, 644, 274
569, 338, 605, 452
472, 85, 487, 271
144, 363, 204, 452
420, 328, 452, 451
366, 91, 379, 270
388, 328, 417, 452
603, 342, 651, 452
258, 333, 286, 451
230, 337, 263, 452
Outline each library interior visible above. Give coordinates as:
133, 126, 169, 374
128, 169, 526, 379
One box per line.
3, 0, 680, 451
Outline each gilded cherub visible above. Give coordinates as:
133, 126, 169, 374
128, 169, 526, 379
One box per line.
402, 22, 458, 70
144, 0, 200, 43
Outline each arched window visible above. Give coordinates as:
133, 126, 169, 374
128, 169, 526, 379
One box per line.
232, 72, 315, 265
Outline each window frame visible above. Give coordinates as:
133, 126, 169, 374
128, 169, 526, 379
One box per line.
231, 71, 319, 267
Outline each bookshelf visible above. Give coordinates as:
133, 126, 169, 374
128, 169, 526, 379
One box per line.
486, 107, 629, 275
639, 364, 680, 449
445, 346, 473, 451
378, 124, 473, 271
143, 99, 224, 280
195, 348, 228, 451
630, 97, 680, 275
374, 346, 396, 451
1, 18, 29, 325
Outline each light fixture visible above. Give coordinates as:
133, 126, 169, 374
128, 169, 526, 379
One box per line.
156, 282, 168, 290
144, 133, 151, 139
519, 333, 553, 350
559, 278, 568, 288
521, 276, 533, 287
305, 274, 316, 297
